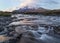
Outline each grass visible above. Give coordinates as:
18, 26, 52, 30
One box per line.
0, 12, 11, 16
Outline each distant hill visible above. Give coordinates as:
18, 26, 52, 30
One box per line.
0, 11, 11, 16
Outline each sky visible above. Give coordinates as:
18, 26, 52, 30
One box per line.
0, 0, 60, 11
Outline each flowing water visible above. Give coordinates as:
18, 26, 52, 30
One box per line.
0, 14, 60, 43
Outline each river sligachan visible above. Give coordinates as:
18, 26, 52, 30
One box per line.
0, 14, 60, 43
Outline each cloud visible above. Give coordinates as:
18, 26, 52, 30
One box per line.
44, 0, 58, 4
16, 0, 60, 9
18, 0, 42, 8
3, 0, 60, 11
3, 7, 18, 12
3, 0, 35, 11
19, 0, 34, 8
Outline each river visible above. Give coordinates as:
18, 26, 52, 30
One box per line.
0, 14, 60, 43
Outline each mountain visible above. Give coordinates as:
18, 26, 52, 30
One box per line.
12, 6, 60, 16
12, 6, 48, 14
